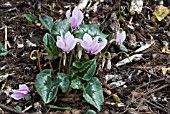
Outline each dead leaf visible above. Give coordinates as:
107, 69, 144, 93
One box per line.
161, 67, 170, 75
130, 0, 143, 15
134, 43, 153, 53
153, 5, 170, 21
116, 54, 143, 67
162, 46, 170, 54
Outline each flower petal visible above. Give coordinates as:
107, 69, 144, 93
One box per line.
91, 37, 99, 50
65, 39, 77, 53
66, 10, 71, 19
56, 36, 65, 51
19, 84, 29, 91
116, 31, 126, 45
81, 41, 91, 51
72, 6, 79, 17
93, 38, 107, 54
69, 17, 78, 29
83, 33, 92, 45
11, 93, 25, 100
77, 10, 84, 26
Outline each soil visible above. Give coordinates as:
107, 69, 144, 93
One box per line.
0, 0, 170, 114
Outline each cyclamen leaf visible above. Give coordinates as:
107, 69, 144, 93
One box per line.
39, 15, 54, 32
56, 73, 70, 93
86, 110, 96, 114
43, 33, 58, 59
0, 42, 7, 56
51, 19, 70, 35
35, 69, 59, 104
74, 24, 108, 39
71, 79, 83, 89
83, 77, 104, 111
23, 14, 34, 23
71, 59, 96, 81
119, 44, 128, 52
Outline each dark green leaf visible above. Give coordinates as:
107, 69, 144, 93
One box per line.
39, 15, 53, 32
56, 73, 70, 93
86, 110, 96, 114
43, 33, 58, 59
119, 44, 128, 52
83, 77, 104, 111
0, 42, 7, 56
71, 79, 83, 89
23, 14, 34, 23
24, 94, 31, 101
35, 69, 59, 104
70, 59, 96, 81
74, 24, 108, 39
51, 19, 70, 35
14, 105, 22, 112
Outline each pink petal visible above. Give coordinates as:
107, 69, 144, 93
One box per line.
83, 33, 92, 45
76, 10, 84, 26
12, 90, 29, 94
81, 41, 91, 51
65, 39, 77, 53
56, 38, 65, 51
72, 6, 79, 17
66, 10, 71, 19
93, 38, 107, 54
65, 31, 73, 43
19, 84, 29, 91
69, 17, 78, 29
90, 37, 99, 50
11, 93, 25, 100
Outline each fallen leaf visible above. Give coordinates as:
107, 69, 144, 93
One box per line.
116, 54, 143, 67
153, 5, 170, 21
161, 67, 170, 75
130, 0, 143, 15
162, 46, 170, 54
134, 43, 153, 53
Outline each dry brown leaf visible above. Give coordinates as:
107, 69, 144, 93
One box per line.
161, 67, 170, 75
162, 46, 170, 54
153, 5, 170, 21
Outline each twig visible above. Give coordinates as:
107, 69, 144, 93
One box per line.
144, 84, 169, 96
0, 103, 29, 114
4, 25, 7, 49
145, 100, 170, 113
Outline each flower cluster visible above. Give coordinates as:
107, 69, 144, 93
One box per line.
56, 7, 107, 55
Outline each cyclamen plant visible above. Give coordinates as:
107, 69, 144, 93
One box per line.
23, 6, 127, 112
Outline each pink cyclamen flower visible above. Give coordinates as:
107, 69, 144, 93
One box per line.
11, 84, 30, 100
80, 33, 107, 55
56, 31, 77, 54
115, 30, 126, 45
66, 6, 84, 29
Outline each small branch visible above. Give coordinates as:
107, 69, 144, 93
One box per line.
0, 103, 30, 114
144, 84, 169, 96
4, 25, 7, 49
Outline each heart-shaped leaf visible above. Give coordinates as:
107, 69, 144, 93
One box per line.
71, 79, 83, 89
35, 69, 59, 104
74, 24, 108, 39
56, 73, 70, 93
71, 59, 96, 81
51, 19, 70, 35
83, 77, 104, 111
0, 42, 7, 56
43, 33, 58, 59
39, 15, 54, 32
